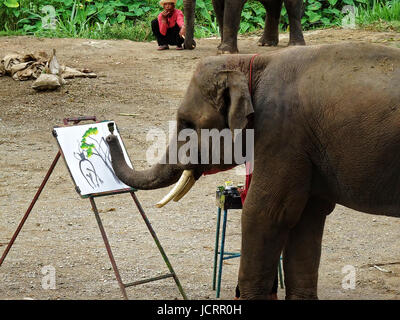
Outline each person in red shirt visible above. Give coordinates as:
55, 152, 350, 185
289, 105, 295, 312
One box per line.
151, 0, 186, 51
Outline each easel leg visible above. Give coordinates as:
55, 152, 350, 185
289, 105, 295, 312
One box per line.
89, 196, 129, 300
130, 192, 188, 300
0, 151, 61, 267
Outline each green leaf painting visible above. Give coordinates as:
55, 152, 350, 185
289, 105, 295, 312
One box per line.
80, 127, 98, 158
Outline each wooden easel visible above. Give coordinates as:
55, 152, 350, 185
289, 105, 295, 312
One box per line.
0, 116, 187, 300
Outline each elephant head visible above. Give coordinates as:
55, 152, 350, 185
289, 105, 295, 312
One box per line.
106, 55, 254, 207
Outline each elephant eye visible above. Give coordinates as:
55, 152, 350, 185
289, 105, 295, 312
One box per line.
181, 119, 195, 130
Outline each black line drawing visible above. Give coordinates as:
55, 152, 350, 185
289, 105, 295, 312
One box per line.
86, 135, 120, 182
73, 142, 103, 189
73, 127, 120, 190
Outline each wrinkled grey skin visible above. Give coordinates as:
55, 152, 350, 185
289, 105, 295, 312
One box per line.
107, 43, 400, 299
182, 0, 197, 50
183, 0, 305, 53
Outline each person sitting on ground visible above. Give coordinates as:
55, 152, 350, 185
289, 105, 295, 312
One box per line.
151, 0, 186, 51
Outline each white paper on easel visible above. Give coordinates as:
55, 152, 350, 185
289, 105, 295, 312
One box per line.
53, 121, 133, 197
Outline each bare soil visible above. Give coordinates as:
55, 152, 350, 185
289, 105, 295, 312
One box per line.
1, 28, 400, 300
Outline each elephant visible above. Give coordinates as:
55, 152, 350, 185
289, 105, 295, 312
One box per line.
107, 42, 400, 299
183, 0, 305, 54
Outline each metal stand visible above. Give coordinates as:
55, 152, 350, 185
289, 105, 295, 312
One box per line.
213, 207, 242, 298
0, 117, 187, 300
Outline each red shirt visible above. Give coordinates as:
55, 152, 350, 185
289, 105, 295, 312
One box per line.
158, 9, 184, 36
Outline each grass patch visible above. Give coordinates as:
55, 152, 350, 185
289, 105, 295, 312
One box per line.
32, 19, 156, 42
104, 21, 154, 41
360, 20, 400, 32
356, 0, 400, 31
0, 29, 24, 36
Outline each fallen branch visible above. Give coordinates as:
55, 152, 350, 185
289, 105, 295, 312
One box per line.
118, 113, 139, 117
372, 265, 392, 273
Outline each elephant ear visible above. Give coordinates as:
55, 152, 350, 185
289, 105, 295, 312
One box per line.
215, 70, 254, 132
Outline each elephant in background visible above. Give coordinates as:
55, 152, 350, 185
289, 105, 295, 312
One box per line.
183, 0, 305, 53
107, 43, 400, 299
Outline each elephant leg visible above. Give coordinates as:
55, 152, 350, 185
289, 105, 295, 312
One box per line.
217, 0, 247, 54
183, 0, 197, 49
258, 0, 282, 46
283, 197, 335, 299
283, 0, 306, 45
238, 158, 311, 299
212, 0, 224, 48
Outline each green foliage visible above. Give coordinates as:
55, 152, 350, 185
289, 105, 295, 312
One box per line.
240, 1, 266, 33
356, 0, 400, 31
81, 127, 98, 158
82, 127, 98, 139
0, 0, 161, 38
0, 0, 399, 40
193, 0, 218, 37
4, 0, 19, 8
272, 0, 373, 31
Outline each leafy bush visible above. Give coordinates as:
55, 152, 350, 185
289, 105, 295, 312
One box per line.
356, 0, 400, 31
240, 1, 266, 33
299, 0, 371, 30
0, 0, 160, 35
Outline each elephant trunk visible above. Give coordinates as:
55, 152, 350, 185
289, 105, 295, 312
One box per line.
106, 134, 196, 207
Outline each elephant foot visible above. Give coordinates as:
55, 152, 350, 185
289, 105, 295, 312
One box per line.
286, 294, 318, 300
217, 48, 239, 55
258, 37, 279, 47
217, 50, 237, 55
235, 293, 278, 300
217, 43, 238, 55
183, 39, 197, 50
288, 38, 306, 46
238, 293, 278, 300
285, 289, 318, 300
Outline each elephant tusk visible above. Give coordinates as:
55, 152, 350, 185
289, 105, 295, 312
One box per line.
155, 170, 195, 208
172, 173, 195, 202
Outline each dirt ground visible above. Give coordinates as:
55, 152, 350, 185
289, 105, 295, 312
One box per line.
1, 28, 400, 300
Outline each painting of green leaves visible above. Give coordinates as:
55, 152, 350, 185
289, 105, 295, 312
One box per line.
53, 121, 133, 197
